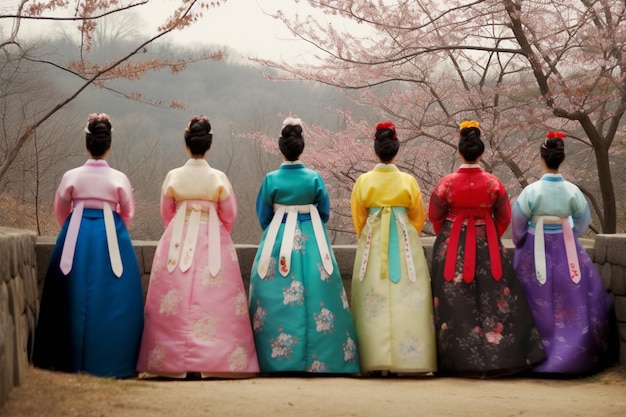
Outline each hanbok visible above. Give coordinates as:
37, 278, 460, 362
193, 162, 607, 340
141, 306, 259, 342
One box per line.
512, 173, 611, 374
33, 159, 144, 378
429, 164, 545, 375
136, 159, 258, 376
249, 161, 360, 374
351, 164, 437, 374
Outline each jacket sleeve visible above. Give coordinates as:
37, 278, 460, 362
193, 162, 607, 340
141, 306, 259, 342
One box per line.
428, 178, 449, 234
218, 180, 237, 234
571, 187, 591, 235
53, 174, 73, 226
256, 176, 275, 231
314, 174, 331, 223
160, 173, 177, 226
350, 177, 368, 238
511, 198, 530, 247
492, 183, 512, 237
116, 174, 135, 226
407, 177, 426, 232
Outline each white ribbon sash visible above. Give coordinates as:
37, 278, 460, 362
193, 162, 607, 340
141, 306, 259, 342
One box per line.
59, 201, 84, 276
359, 207, 415, 283
167, 200, 221, 275
167, 200, 187, 272
257, 204, 333, 279
256, 205, 286, 279
180, 204, 201, 272
59, 200, 123, 278
533, 215, 581, 285
103, 203, 123, 277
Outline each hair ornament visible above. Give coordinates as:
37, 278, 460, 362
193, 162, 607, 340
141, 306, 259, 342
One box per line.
459, 120, 480, 131
186, 115, 213, 134
543, 131, 566, 148
282, 117, 303, 128
374, 121, 397, 140
84, 113, 111, 133
546, 131, 566, 139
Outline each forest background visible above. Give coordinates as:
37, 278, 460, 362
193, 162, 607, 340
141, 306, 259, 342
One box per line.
1, 0, 626, 246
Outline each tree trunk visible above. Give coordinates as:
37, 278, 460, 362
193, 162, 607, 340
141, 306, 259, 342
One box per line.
594, 145, 617, 234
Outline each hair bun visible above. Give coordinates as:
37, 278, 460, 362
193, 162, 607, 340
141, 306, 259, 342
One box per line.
279, 118, 305, 161
84, 113, 112, 136
186, 116, 212, 138
84, 113, 112, 157
543, 131, 565, 150
541, 131, 566, 169
374, 121, 397, 141
458, 120, 484, 161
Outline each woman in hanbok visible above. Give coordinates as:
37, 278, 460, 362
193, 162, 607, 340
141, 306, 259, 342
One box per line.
428, 120, 545, 376
33, 113, 144, 378
137, 116, 258, 378
248, 117, 359, 374
350, 121, 436, 375
512, 131, 611, 374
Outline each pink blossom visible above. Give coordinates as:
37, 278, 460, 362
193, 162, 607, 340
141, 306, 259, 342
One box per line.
485, 332, 503, 345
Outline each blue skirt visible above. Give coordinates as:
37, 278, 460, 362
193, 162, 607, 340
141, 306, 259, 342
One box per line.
33, 208, 144, 378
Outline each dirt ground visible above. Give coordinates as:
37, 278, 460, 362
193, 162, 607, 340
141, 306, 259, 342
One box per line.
2, 365, 626, 417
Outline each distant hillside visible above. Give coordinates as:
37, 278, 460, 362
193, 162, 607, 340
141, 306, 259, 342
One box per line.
2, 38, 374, 243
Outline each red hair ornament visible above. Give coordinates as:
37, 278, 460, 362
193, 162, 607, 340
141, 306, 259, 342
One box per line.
544, 131, 566, 148
546, 131, 566, 139
374, 121, 397, 140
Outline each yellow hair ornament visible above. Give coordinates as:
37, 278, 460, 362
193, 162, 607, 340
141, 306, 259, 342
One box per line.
459, 120, 480, 130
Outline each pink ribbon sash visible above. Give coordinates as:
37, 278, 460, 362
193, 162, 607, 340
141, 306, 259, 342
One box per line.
533, 216, 581, 285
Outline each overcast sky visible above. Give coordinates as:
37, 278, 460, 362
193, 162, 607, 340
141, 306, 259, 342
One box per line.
170, 0, 324, 61
0, 0, 340, 61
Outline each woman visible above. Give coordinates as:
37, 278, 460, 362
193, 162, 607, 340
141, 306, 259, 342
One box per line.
248, 117, 359, 374
512, 131, 612, 374
350, 121, 437, 375
33, 113, 144, 378
428, 120, 545, 376
136, 116, 259, 378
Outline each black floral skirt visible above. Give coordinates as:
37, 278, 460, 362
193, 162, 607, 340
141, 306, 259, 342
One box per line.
431, 221, 545, 376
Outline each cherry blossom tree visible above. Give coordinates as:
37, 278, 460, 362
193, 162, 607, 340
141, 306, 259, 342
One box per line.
0, 0, 225, 183
254, 0, 626, 234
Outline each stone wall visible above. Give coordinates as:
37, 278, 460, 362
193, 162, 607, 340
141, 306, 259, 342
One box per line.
0, 228, 38, 408
594, 234, 626, 363
1, 230, 625, 410
33, 235, 625, 364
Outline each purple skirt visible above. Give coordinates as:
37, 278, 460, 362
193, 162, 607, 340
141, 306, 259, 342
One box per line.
513, 230, 611, 374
